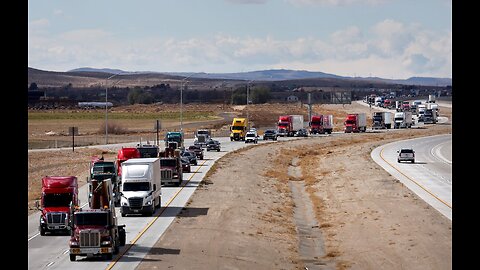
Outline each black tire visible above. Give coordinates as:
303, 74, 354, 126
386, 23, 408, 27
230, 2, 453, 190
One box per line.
105, 253, 113, 260
69, 254, 76, 261
121, 212, 126, 217
411, 160, 415, 163
119, 228, 126, 246
40, 227, 46, 236
175, 181, 181, 187
397, 160, 400, 163
114, 244, 119, 254
217, 149, 220, 152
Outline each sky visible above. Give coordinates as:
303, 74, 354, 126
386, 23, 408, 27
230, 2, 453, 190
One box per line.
28, 0, 452, 79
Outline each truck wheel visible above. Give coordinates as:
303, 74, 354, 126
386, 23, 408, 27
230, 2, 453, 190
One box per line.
40, 227, 46, 236
121, 212, 126, 217
175, 181, 181, 187
69, 254, 76, 261
119, 228, 126, 246
105, 253, 113, 260
114, 243, 119, 254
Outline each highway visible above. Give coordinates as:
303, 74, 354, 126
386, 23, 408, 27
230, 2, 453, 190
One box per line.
370, 134, 452, 220
28, 105, 452, 269
28, 136, 305, 270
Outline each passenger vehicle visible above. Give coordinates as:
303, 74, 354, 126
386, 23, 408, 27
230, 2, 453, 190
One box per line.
181, 151, 198, 165
206, 139, 221, 151
245, 131, 258, 144
188, 145, 204, 160
180, 157, 191, 173
296, 128, 308, 137
263, 129, 278, 141
397, 148, 415, 163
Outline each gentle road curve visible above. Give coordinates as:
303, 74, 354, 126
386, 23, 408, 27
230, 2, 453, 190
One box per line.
371, 134, 452, 220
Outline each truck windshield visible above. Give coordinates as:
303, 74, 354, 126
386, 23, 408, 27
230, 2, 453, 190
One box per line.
123, 182, 150, 191
197, 131, 209, 135
345, 120, 355, 124
160, 159, 177, 167
74, 212, 108, 226
278, 123, 288, 127
373, 116, 382, 121
43, 193, 73, 207
93, 163, 115, 174
231, 126, 244, 130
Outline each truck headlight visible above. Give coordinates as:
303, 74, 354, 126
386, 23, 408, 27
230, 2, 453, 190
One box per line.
40, 217, 45, 223
146, 200, 152, 206
69, 240, 79, 247
101, 240, 111, 246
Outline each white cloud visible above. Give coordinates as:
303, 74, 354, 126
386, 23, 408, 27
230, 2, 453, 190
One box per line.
53, 9, 64, 16
28, 20, 451, 78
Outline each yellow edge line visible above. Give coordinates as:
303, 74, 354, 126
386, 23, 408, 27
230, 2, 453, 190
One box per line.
380, 147, 452, 209
105, 158, 208, 270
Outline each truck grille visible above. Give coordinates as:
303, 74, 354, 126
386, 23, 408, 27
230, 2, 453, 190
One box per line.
46, 212, 67, 225
80, 231, 100, 247
161, 170, 173, 180
128, 197, 143, 208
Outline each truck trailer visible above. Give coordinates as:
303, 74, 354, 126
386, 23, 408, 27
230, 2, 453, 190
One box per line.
372, 112, 393, 129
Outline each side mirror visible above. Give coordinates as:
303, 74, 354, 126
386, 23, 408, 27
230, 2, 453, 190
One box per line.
396, 150, 399, 153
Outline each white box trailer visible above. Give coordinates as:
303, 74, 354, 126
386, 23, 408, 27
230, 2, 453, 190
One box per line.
290, 115, 304, 133
372, 112, 393, 129
394, 111, 413, 129
120, 158, 161, 217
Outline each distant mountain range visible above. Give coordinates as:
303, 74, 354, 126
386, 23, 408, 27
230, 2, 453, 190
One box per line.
68, 67, 451, 87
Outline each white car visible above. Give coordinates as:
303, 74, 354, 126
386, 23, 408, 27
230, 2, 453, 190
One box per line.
245, 131, 258, 144
397, 148, 415, 163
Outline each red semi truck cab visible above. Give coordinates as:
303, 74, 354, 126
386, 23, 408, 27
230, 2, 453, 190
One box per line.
277, 115, 293, 136
36, 176, 78, 235
116, 147, 141, 178
344, 113, 367, 133
309, 115, 323, 134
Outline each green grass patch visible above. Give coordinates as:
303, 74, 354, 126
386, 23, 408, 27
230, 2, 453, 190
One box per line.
28, 111, 218, 121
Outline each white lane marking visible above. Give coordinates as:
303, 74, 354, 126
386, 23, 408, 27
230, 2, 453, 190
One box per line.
46, 261, 55, 267
431, 140, 452, 165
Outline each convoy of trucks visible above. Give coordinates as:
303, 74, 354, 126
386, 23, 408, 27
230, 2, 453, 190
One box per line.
88, 157, 121, 207
36, 176, 79, 236
344, 113, 367, 133
230, 118, 248, 141
68, 178, 126, 261
372, 112, 393, 129
120, 158, 162, 217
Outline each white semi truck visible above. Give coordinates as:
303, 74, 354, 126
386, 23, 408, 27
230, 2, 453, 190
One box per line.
372, 112, 393, 129
120, 158, 162, 217
394, 111, 413, 129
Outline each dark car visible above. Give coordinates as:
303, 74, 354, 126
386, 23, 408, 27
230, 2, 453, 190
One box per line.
181, 151, 198, 165
180, 157, 191, 173
263, 129, 278, 141
296, 128, 308, 137
206, 139, 221, 152
188, 145, 204, 160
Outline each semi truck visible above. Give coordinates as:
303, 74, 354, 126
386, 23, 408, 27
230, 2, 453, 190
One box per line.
36, 176, 79, 236
165, 132, 184, 149
309, 114, 333, 134
291, 115, 304, 136
68, 178, 126, 261
194, 129, 211, 148
428, 94, 436, 103
88, 157, 121, 207
393, 111, 413, 128
372, 112, 393, 129
277, 115, 293, 137
120, 158, 162, 217
230, 118, 248, 141
158, 148, 183, 187
344, 113, 367, 133
417, 104, 427, 122
423, 108, 437, 124
116, 147, 141, 180
136, 143, 159, 158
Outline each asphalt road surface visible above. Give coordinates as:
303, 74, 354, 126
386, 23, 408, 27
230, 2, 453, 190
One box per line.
371, 134, 452, 220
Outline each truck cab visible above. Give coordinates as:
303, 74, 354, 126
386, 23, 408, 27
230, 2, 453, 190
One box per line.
165, 132, 184, 150
69, 179, 126, 261
309, 115, 323, 134
230, 118, 248, 141
89, 158, 120, 207
36, 176, 78, 236
194, 129, 211, 148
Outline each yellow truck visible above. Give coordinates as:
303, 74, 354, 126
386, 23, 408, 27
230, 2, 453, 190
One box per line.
230, 118, 248, 141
